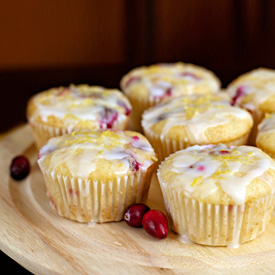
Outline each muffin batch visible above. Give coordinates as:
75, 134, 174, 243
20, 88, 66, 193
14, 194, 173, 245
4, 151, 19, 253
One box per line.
26, 62, 275, 247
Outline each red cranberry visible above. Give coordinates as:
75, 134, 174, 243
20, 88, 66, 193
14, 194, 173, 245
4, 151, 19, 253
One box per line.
154, 87, 173, 100
165, 87, 172, 97
99, 107, 118, 129
124, 203, 150, 227
142, 210, 168, 239
231, 86, 247, 106
128, 155, 142, 172
10, 155, 30, 180
131, 158, 141, 171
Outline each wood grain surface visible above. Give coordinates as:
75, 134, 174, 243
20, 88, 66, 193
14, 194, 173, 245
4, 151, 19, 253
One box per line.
1, 125, 275, 274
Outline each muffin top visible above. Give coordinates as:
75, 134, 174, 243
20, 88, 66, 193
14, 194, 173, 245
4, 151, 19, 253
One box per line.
227, 68, 275, 113
120, 62, 221, 101
38, 130, 157, 181
27, 84, 132, 130
142, 94, 253, 144
158, 144, 275, 205
256, 113, 275, 154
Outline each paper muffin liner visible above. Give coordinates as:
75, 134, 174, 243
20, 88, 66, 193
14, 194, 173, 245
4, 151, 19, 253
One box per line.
126, 95, 163, 132
29, 117, 129, 149
41, 167, 154, 223
157, 167, 275, 247
142, 120, 250, 162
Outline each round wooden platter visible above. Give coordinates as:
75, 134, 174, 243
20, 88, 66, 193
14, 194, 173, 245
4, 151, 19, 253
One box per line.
1, 125, 275, 274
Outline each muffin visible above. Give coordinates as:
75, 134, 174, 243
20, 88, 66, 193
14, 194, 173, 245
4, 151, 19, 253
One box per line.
27, 84, 132, 149
38, 130, 157, 223
227, 68, 275, 145
120, 62, 221, 131
142, 94, 253, 162
157, 144, 275, 247
256, 113, 275, 158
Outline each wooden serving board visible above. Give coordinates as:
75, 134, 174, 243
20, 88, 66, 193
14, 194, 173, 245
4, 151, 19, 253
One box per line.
1, 125, 275, 274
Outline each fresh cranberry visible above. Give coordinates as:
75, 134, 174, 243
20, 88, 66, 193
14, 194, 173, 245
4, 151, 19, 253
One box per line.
220, 150, 229, 154
99, 107, 118, 129
10, 155, 30, 180
124, 76, 141, 89
124, 203, 150, 227
231, 86, 247, 106
132, 136, 140, 141
142, 210, 168, 239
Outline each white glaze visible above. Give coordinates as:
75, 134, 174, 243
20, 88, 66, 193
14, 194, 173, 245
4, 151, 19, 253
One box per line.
160, 144, 275, 205
38, 130, 156, 179
31, 85, 131, 127
121, 62, 221, 100
142, 95, 252, 144
177, 234, 194, 244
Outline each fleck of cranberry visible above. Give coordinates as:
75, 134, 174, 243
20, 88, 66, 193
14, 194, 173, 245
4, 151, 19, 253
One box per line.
124, 203, 150, 227
142, 210, 168, 239
99, 107, 118, 129
181, 72, 200, 80
132, 136, 140, 141
124, 76, 141, 89
220, 150, 229, 154
57, 88, 70, 96
197, 165, 205, 171
127, 154, 142, 172
154, 87, 173, 101
118, 100, 131, 116
132, 159, 142, 171
10, 155, 30, 180
69, 188, 79, 196
165, 87, 172, 97
231, 86, 247, 106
